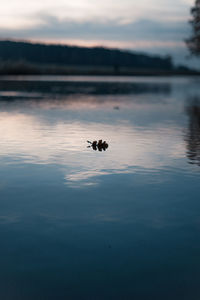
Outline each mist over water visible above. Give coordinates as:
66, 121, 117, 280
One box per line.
0, 76, 200, 299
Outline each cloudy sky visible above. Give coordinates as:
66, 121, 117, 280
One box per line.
0, 0, 198, 67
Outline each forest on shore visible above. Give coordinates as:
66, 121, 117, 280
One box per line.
0, 40, 198, 75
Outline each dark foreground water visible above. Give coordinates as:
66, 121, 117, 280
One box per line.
0, 76, 200, 299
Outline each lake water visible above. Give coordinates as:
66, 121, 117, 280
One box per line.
0, 76, 200, 299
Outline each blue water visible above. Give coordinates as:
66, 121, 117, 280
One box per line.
0, 76, 200, 299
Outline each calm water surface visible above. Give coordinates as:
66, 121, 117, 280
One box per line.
0, 76, 200, 299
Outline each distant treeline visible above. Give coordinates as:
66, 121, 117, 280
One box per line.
0, 40, 197, 75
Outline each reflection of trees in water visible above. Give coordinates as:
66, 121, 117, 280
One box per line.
185, 98, 200, 166
0, 80, 171, 97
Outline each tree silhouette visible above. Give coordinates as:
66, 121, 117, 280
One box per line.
0, 40, 173, 71
186, 0, 200, 56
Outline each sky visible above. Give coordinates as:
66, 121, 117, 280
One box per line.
0, 0, 199, 67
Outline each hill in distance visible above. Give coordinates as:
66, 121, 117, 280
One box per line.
0, 40, 197, 75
